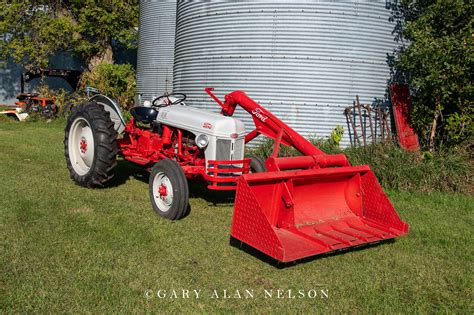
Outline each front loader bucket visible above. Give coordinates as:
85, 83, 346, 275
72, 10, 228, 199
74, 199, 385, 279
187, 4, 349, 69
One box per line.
231, 165, 409, 262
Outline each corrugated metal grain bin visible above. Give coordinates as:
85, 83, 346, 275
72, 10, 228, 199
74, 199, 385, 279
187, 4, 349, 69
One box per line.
136, 0, 177, 104
172, 1, 397, 146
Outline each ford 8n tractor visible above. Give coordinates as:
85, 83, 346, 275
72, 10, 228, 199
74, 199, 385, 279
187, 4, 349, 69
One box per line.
64, 88, 408, 262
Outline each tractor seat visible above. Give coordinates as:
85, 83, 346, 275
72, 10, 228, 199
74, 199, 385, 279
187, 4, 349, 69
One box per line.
130, 106, 158, 124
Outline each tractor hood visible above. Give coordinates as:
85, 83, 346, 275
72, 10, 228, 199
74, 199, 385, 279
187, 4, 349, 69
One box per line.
156, 104, 246, 138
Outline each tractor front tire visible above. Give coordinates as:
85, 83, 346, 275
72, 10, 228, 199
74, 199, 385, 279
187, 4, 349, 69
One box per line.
64, 102, 118, 187
149, 159, 189, 220
248, 155, 266, 173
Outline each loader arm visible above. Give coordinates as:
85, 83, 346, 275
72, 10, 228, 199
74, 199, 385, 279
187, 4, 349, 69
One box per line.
207, 88, 323, 155
206, 88, 349, 171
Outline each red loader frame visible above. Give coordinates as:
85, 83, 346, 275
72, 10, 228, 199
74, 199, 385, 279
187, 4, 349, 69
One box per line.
204, 88, 409, 262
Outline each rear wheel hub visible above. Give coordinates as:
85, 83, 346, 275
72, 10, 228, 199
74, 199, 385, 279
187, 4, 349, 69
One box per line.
68, 117, 95, 176
80, 137, 88, 154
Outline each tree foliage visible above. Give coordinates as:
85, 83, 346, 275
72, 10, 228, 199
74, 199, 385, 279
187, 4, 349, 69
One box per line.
0, 0, 138, 69
79, 62, 136, 108
389, 0, 473, 148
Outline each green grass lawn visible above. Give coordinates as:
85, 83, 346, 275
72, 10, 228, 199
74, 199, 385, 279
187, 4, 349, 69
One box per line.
0, 119, 472, 313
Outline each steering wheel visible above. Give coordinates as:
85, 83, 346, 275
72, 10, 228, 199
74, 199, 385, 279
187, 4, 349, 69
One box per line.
152, 93, 186, 107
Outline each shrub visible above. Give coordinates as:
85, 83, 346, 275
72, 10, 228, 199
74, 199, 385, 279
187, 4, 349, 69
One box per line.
248, 137, 341, 158
249, 138, 473, 194
248, 136, 300, 158
78, 63, 136, 109
34, 85, 87, 117
344, 143, 472, 194
389, 1, 473, 148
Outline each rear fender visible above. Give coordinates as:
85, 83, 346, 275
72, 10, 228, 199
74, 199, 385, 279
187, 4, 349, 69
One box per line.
89, 94, 126, 133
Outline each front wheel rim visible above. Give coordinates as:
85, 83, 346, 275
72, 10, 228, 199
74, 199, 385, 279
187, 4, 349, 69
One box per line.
152, 172, 173, 212
68, 117, 94, 176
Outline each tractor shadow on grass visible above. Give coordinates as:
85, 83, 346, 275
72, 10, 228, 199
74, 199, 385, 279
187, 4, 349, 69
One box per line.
107, 159, 149, 187
229, 237, 395, 269
107, 159, 234, 218
107, 159, 235, 207
188, 181, 236, 205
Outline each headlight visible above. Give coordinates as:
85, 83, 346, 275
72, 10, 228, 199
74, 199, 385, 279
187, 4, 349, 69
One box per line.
196, 134, 209, 149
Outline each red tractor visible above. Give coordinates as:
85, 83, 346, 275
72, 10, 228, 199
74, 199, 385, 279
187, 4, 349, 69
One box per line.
64, 88, 408, 262
15, 68, 82, 118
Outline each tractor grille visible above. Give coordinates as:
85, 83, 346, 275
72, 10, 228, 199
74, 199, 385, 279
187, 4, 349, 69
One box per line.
232, 139, 244, 161
216, 139, 232, 160
209, 139, 248, 187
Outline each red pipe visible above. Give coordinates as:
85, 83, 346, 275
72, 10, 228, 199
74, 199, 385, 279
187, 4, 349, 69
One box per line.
177, 129, 183, 155
161, 126, 172, 145
273, 154, 349, 170
315, 154, 350, 167
244, 129, 259, 143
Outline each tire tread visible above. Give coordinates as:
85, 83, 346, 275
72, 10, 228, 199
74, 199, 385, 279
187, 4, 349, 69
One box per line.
149, 159, 189, 220
64, 102, 118, 187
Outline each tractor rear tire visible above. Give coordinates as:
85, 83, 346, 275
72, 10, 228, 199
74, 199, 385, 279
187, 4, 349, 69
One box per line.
248, 155, 266, 173
64, 102, 118, 187
149, 159, 189, 220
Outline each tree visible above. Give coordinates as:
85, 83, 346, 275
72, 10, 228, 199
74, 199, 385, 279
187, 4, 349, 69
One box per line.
79, 63, 136, 108
0, 0, 138, 69
389, 0, 473, 150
